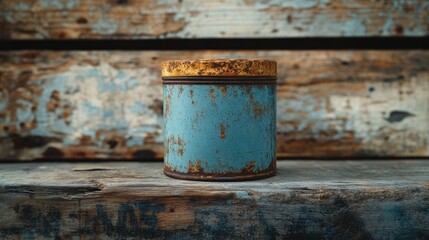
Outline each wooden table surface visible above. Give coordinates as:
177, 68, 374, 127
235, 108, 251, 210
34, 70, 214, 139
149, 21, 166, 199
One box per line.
1, 160, 428, 239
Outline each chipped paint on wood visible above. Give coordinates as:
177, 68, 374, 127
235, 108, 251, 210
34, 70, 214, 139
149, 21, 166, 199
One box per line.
0, 0, 428, 39
0, 52, 163, 159
0, 51, 429, 159
0, 161, 428, 238
276, 51, 429, 157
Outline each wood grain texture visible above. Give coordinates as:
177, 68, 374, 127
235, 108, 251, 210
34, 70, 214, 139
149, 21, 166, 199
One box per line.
0, 160, 428, 239
1, 0, 428, 39
0, 50, 428, 160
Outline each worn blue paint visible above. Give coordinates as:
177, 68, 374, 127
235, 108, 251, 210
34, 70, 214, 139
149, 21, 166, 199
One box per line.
255, 0, 331, 9
39, 0, 62, 9
129, 102, 152, 115
277, 93, 357, 141
235, 191, 250, 200
15, 99, 33, 123
65, 0, 79, 9
82, 101, 101, 115
306, 13, 367, 36
14, 3, 31, 11
164, 83, 276, 180
38, 0, 79, 10
91, 16, 118, 35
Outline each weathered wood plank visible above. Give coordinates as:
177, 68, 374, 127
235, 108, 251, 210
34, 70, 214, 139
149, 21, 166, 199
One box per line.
0, 160, 428, 239
1, 0, 428, 39
1, 51, 428, 159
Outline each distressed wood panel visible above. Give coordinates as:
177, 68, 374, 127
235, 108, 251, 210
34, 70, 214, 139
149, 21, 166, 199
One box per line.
0, 160, 428, 239
0, 50, 429, 160
1, 0, 428, 39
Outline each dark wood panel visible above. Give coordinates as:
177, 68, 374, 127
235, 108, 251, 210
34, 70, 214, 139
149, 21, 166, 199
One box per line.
1, 0, 428, 39
0, 161, 428, 238
0, 50, 428, 159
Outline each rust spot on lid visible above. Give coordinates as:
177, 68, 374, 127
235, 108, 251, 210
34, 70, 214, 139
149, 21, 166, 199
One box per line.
161, 59, 277, 77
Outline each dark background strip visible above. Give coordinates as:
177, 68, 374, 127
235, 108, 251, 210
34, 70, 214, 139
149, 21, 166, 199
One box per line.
1, 37, 429, 50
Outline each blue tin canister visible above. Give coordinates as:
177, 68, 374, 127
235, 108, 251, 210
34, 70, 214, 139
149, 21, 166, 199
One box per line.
161, 59, 277, 181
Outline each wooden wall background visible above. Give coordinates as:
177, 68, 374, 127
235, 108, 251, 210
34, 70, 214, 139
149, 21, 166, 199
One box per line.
0, 0, 428, 160
1, 0, 429, 38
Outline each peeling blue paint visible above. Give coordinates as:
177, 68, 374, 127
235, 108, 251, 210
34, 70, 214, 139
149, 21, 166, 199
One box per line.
66, 0, 80, 9
29, 74, 79, 139
127, 136, 145, 147
235, 191, 250, 200
381, 16, 395, 35
98, 82, 116, 93
51, 120, 76, 140
308, 14, 367, 36
103, 109, 114, 118
129, 102, 153, 115
38, 0, 79, 9
82, 101, 102, 115
84, 68, 103, 79
116, 70, 127, 80
91, 16, 119, 35
21, 66, 162, 148
14, 3, 31, 11
93, 70, 140, 92
39, 0, 63, 9
277, 94, 357, 140
256, 0, 330, 9
15, 99, 33, 123
127, 78, 139, 90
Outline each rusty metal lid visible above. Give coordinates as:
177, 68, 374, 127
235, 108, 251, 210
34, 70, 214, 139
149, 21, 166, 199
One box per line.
161, 59, 277, 78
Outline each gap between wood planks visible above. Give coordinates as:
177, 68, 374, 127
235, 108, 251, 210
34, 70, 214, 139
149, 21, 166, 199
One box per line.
1, 37, 429, 51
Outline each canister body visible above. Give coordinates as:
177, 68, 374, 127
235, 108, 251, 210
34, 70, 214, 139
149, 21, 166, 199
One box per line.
163, 82, 276, 181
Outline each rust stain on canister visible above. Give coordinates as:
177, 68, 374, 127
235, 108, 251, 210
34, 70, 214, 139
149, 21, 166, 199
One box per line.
220, 123, 226, 140
188, 160, 204, 174
252, 103, 265, 118
217, 85, 228, 96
